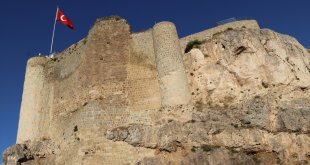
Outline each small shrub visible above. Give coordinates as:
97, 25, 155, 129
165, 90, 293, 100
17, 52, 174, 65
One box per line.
40, 136, 51, 141
194, 101, 204, 111
191, 146, 198, 152
82, 38, 87, 45
201, 144, 220, 152
225, 146, 239, 153
184, 40, 204, 53
203, 54, 209, 58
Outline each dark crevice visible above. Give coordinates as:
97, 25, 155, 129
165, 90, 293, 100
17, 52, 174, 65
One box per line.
234, 46, 247, 55
18, 157, 34, 164
184, 40, 205, 53
262, 81, 269, 88
74, 125, 78, 132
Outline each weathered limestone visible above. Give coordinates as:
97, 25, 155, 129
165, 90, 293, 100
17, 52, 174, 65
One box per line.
184, 27, 310, 108
2, 141, 57, 165
180, 20, 260, 50
3, 16, 310, 165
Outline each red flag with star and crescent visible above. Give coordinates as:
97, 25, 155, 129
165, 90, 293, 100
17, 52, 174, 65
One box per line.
56, 8, 74, 29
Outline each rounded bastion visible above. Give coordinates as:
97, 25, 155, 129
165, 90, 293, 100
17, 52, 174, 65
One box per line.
152, 21, 191, 106
17, 56, 51, 143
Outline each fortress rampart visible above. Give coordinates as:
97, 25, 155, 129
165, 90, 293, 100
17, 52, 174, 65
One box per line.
16, 17, 261, 164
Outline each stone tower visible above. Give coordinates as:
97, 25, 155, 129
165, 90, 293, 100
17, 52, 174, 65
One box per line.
153, 22, 191, 106
17, 57, 52, 143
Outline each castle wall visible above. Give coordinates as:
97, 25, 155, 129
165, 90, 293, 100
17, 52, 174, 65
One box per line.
180, 20, 260, 52
49, 18, 132, 140
152, 22, 191, 106
128, 30, 161, 115
131, 30, 157, 65
46, 18, 156, 164
17, 57, 51, 143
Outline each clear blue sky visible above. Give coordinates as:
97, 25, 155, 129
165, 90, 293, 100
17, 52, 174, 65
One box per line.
0, 0, 309, 162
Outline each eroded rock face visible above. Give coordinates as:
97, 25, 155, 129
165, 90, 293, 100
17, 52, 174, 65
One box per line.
2, 141, 56, 165
2, 144, 32, 165
136, 148, 283, 165
181, 148, 257, 165
184, 28, 310, 108
106, 106, 310, 164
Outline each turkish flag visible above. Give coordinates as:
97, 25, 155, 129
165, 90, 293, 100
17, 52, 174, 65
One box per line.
56, 8, 74, 29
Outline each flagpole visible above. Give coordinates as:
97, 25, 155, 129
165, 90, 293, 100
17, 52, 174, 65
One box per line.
50, 6, 58, 54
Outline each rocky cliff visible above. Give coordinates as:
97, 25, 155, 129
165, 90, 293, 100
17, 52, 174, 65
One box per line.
2, 16, 310, 165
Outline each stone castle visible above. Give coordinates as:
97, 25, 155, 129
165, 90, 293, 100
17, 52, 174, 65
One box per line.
3, 16, 310, 165
17, 17, 259, 143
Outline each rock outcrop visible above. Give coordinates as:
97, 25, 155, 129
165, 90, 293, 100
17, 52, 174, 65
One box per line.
2, 16, 310, 165
2, 141, 57, 165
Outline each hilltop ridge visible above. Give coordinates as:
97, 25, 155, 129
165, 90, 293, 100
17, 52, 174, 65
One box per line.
2, 16, 310, 165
